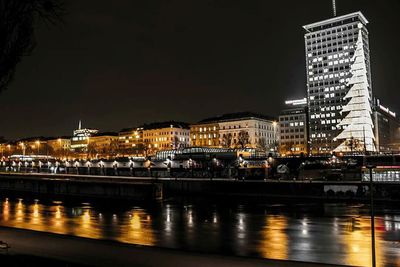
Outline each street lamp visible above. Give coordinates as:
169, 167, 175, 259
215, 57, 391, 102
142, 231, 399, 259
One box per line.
58, 138, 63, 159
272, 121, 277, 154
36, 140, 40, 155
20, 142, 26, 156
366, 164, 376, 267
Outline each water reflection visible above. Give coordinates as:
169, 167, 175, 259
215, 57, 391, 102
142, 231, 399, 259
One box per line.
342, 216, 386, 267
258, 215, 288, 260
117, 209, 155, 246
2, 198, 9, 221
16, 199, 24, 222
0, 197, 399, 266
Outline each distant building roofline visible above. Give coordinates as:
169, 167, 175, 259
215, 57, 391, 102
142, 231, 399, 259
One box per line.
198, 112, 276, 124
303, 11, 368, 32
92, 132, 118, 137
141, 121, 190, 130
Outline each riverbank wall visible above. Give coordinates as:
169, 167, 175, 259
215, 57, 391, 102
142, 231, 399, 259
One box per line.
0, 173, 162, 201
1, 172, 400, 202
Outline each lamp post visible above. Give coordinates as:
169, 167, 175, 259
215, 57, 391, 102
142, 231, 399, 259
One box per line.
20, 142, 25, 156
366, 164, 376, 267
58, 138, 63, 159
36, 140, 40, 155
272, 121, 277, 154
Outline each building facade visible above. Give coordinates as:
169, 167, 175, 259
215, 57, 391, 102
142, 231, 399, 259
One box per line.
87, 133, 119, 158
304, 12, 374, 154
47, 138, 71, 157
118, 127, 143, 155
190, 122, 220, 147
279, 98, 309, 156
142, 122, 190, 153
194, 112, 278, 150
373, 99, 400, 153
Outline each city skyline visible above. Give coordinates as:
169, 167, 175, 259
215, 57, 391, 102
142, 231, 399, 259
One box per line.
1, 0, 399, 140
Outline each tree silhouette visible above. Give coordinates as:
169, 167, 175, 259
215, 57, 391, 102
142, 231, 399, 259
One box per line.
257, 137, 268, 152
237, 130, 250, 149
222, 133, 233, 148
0, 0, 64, 92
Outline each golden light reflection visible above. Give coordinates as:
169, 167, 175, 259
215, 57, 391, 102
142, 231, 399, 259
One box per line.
71, 208, 101, 239
2, 199, 9, 221
82, 210, 91, 228
117, 210, 155, 246
31, 202, 40, 224
131, 213, 141, 230
342, 217, 383, 267
258, 215, 288, 260
16, 199, 24, 222
52, 205, 64, 229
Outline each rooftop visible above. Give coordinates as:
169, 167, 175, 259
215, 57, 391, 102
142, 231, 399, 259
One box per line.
92, 132, 118, 137
303, 11, 368, 32
198, 112, 276, 124
119, 127, 143, 133
142, 121, 190, 130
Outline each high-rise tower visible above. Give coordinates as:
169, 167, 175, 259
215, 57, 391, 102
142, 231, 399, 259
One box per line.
303, 12, 374, 154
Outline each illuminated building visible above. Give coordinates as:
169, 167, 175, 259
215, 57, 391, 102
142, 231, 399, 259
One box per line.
142, 121, 190, 152
118, 127, 143, 155
47, 138, 71, 153
195, 112, 278, 150
13, 138, 48, 156
86, 132, 119, 158
279, 98, 309, 156
304, 12, 374, 154
190, 122, 220, 147
70, 121, 99, 152
373, 99, 400, 153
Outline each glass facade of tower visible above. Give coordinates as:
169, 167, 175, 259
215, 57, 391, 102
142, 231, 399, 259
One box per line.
303, 12, 372, 154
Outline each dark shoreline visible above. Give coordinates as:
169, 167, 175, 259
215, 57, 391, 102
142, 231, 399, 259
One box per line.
0, 226, 353, 267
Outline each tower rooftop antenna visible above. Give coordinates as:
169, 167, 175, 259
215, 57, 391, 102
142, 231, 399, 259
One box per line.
332, 0, 337, 17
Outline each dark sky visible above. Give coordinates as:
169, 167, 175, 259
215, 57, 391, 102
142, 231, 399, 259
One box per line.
1, 0, 399, 140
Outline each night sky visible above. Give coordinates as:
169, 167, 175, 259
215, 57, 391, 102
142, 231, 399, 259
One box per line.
1, 0, 399, 140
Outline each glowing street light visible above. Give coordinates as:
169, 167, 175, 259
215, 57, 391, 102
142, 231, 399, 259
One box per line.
19, 142, 26, 156
36, 140, 40, 155
272, 121, 278, 153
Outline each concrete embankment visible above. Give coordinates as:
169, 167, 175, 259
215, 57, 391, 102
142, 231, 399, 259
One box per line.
0, 172, 162, 200
161, 178, 400, 202
0, 226, 352, 267
1, 172, 400, 202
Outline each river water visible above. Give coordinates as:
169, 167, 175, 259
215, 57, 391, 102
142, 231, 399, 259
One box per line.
0, 196, 399, 267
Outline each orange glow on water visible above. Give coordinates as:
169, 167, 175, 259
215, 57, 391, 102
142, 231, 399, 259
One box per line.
258, 215, 288, 260
342, 217, 384, 267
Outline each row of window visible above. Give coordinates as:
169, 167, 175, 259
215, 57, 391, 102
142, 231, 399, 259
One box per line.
307, 30, 357, 45
279, 115, 305, 122
307, 37, 357, 53
310, 98, 347, 106
306, 24, 359, 39
309, 85, 346, 94
281, 128, 305, 134
197, 126, 217, 132
280, 138, 306, 145
144, 137, 190, 143
144, 131, 189, 137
